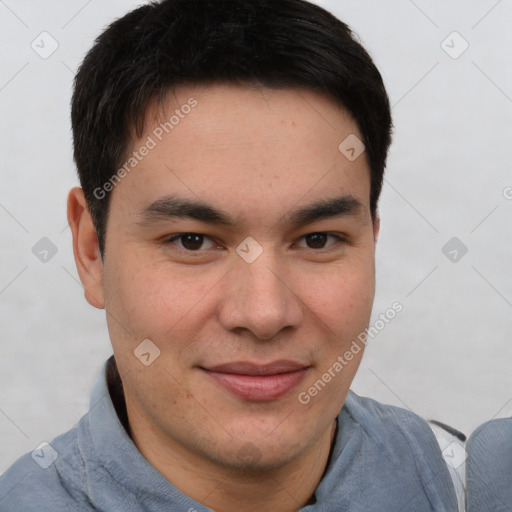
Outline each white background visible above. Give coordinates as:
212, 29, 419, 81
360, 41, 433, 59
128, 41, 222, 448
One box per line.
0, 0, 511, 473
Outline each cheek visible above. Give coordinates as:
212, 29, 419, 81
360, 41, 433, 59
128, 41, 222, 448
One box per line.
293, 258, 376, 335
294, 263, 374, 411
104, 255, 218, 344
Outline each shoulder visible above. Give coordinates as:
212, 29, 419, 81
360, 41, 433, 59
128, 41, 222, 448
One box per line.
342, 390, 456, 475
343, 392, 466, 511
0, 423, 89, 511
466, 417, 512, 477
466, 417, 512, 512
332, 391, 460, 510
344, 390, 439, 442
467, 416, 512, 454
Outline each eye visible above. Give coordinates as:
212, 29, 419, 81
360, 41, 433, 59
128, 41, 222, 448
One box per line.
166, 233, 218, 251
296, 232, 344, 250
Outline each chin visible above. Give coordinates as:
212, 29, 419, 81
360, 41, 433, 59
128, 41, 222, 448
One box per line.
207, 433, 307, 473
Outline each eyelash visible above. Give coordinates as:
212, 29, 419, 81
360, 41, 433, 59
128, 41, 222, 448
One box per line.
165, 232, 347, 252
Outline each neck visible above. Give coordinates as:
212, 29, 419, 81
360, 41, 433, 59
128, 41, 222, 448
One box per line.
129, 410, 338, 512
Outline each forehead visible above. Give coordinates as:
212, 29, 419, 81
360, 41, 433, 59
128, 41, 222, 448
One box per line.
115, 84, 371, 223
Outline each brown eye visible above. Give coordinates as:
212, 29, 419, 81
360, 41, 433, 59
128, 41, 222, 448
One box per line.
180, 234, 204, 251
296, 233, 344, 250
305, 233, 328, 249
167, 233, 216, 251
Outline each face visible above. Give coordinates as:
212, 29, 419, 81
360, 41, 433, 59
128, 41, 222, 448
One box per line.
82, 84, 378, 471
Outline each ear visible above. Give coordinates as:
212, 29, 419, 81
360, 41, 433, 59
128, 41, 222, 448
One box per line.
372, 215, 380, 245
67, 187, 105, 309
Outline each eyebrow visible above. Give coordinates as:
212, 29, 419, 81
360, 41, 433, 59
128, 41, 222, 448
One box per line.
286, 196, 363, 225
138, 195, 363, 227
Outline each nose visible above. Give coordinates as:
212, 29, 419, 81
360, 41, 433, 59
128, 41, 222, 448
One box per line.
218, 252, 303, 340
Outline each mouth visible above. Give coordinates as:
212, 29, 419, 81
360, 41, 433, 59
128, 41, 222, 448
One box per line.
199, 360, 310, 401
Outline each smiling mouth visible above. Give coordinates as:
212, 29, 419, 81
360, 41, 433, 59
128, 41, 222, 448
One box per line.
200, 360, 310, 401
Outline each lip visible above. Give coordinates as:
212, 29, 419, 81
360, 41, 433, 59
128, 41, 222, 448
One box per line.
201, 360, 310, 401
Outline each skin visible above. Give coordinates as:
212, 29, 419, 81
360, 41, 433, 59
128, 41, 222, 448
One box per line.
68, 84, 379, 512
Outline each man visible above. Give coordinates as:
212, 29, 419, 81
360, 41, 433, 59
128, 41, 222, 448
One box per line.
0, 1, 460, 510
